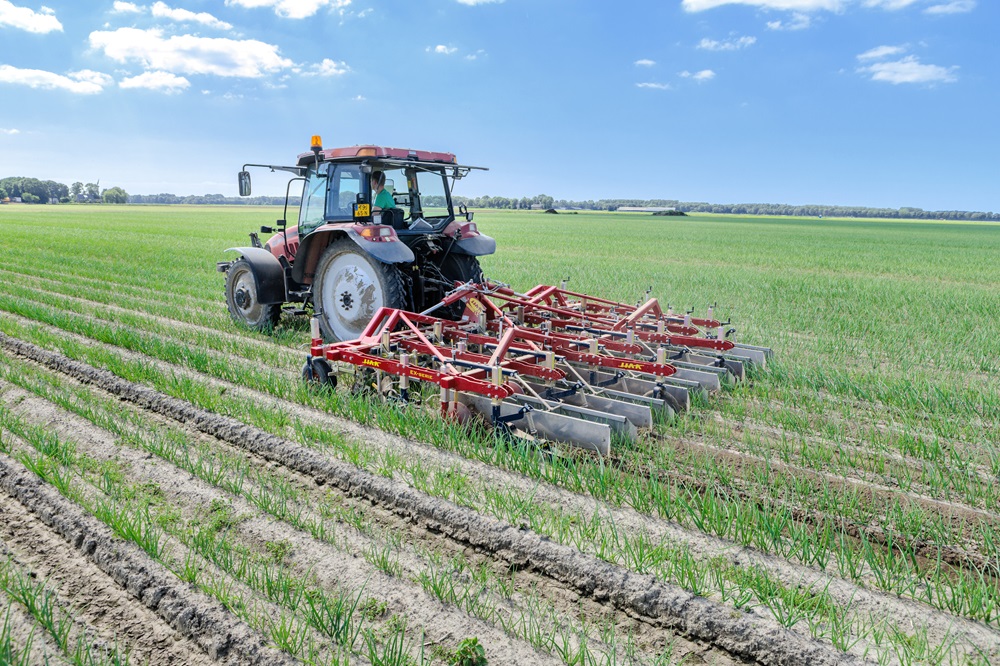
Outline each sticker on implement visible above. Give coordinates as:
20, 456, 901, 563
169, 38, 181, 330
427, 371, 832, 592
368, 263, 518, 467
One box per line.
354, 203, 371, 217
465, 298, 486, 315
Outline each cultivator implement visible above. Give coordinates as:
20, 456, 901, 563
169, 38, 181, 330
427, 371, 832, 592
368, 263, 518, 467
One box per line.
305, 281, 772, 455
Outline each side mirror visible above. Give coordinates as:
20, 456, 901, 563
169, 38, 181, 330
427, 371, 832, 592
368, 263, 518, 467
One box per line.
238, 171, 251, 197
459, 204, 473, 222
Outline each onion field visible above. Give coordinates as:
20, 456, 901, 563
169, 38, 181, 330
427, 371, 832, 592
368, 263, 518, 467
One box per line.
0, 204, 997, 665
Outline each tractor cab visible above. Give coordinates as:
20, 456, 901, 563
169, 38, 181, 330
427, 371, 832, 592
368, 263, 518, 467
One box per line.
222, 137, 495, 341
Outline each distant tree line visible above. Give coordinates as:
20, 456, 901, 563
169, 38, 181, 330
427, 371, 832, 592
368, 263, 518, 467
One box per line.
128, 193, 300, 206
4, 176, 996, 221
0, 176, 129, 204
0, 177, 70, 204
451, 194, 1000, 221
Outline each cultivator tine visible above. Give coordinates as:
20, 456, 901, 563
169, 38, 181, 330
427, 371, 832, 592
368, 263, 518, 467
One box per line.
306, 281, 771, 455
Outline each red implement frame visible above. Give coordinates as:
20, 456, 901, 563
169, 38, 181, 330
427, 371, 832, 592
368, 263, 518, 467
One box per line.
307, 281, 741, 414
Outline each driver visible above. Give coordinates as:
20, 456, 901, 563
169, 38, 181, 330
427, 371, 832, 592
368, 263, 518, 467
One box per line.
370, 171, 396, 211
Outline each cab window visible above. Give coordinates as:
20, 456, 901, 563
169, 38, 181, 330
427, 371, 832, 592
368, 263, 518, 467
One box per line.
326, 165, 364, 220
298, 163, 329, 235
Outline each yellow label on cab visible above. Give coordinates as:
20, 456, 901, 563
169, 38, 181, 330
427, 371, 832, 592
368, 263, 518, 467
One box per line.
355, 203, 371, 217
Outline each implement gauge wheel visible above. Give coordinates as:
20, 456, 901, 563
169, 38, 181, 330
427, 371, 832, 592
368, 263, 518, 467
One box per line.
302, 358, 337, 387
225, 258, 281, 332
313, 238, 406, 342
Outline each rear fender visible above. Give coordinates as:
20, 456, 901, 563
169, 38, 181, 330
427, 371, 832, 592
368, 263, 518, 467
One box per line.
442, 220, 496, 257
224, 247, 286, 304
291, 223, 416, 284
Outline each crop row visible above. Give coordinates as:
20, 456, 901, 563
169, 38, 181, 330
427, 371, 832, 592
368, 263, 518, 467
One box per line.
2, 291, 999, 615
2, 335, 997, 664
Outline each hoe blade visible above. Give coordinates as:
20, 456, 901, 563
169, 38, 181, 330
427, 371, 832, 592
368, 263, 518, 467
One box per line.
459, 394, 612, 455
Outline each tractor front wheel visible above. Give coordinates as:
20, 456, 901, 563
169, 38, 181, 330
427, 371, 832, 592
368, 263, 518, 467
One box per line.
225, 258, 281, 332
313, 238, 406, 342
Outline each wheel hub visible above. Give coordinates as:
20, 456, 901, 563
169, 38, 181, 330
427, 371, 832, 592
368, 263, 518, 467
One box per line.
320, 253, 386, 340
235, 287, 251, 309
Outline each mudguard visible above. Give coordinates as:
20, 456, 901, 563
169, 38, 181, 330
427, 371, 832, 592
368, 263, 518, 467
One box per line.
344, 229, 416, 264
451, 232, 496, 257
224, 247, 286, 304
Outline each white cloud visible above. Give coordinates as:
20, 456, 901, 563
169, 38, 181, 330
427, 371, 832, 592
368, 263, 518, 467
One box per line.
119, 70, 190, 92
224, 0, 350, 20
89, 28, 293, 77
0, 64, 110, 93
427, 45, 457, 55
857, 44, 906, 60
636, 82, 671, 90
680, 69, 717, 81
924, 0, 975, 14
682, 0, 844, 11
0, 128, 20, 135
151, 2, 232, 29
352, 94, 365, 101
684, 0, 970, 12
697, 36, 756, 51
766, 12, 811, 29
634, 58, 656, 66
69, 69, 115, 87
465, 49, 487, 60
861, 0, 919, 8
306, 58, 349, 76
0, 0, 62, 33
112, 1, 142, 13
858, 55, 957, 84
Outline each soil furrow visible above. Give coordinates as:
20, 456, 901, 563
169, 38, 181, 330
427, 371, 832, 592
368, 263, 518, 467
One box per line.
0, 505, 215, 666
0, 384, 571, 666
4, 315, 999, 660
0, 446, 294, 665
0, 330, 863, 666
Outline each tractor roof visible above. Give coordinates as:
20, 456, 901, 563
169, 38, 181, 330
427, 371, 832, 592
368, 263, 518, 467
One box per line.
296, 145, 457, 167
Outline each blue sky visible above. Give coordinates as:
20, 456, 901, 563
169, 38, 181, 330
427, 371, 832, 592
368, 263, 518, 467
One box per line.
0, 0, 996, 211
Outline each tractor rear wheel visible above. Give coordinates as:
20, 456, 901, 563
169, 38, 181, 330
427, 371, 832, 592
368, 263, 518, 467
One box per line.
440, 253, 484, 285
438, 254, 484, 320
313, 238, 406, 342
225, 258, 281, 332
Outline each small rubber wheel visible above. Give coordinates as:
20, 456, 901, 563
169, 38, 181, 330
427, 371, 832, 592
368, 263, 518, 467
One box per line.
302, 358, 337, 387
225, 258, 281, 332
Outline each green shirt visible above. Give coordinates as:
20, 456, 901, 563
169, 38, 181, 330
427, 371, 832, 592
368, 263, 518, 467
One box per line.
374, 188, 395, 210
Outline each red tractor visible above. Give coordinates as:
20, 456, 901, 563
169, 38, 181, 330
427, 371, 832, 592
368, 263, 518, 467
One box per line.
220, 137, 771, 454
218, 137, 493, 341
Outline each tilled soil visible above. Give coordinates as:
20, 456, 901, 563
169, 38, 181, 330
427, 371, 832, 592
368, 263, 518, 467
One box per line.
0, 447, 294, 665
4, 315, 998, 661
0, 331, 865, 665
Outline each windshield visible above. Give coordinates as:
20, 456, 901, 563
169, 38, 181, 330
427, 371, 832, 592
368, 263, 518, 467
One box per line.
414, 169, 450, 219
370, 164, 453, 230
